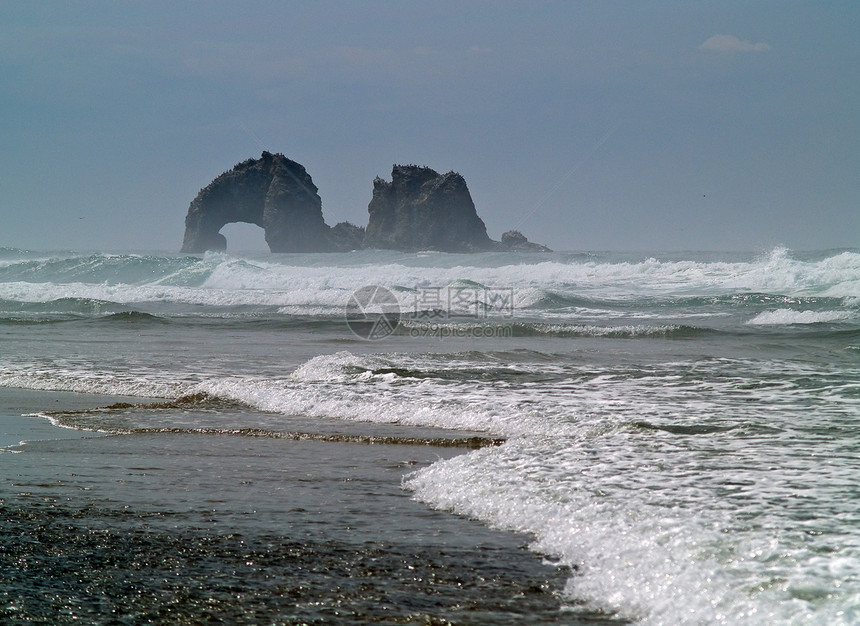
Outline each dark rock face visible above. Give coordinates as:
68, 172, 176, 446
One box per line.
181, 155, 551, 254
328, 221, 366, 251
363, 165, 494, 252
181, 152, 333, 253
498, 230, 552, 253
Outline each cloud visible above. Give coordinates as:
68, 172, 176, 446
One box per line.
700, 34, 771, 53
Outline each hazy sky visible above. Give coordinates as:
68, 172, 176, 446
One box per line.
2, 1, 857, 252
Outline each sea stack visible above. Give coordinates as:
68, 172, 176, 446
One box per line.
180, 154, 550, 253
363, 165, 495, 252
181, 152, 333, 253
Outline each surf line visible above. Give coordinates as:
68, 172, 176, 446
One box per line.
33, 421, 504, 449
131, 427, 505, 449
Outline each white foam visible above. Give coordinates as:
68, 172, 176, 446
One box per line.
0, 366, 186, 399
748, 309, 853, 325
196, 351, 568, 437
383, 351, 860, 624
405, 427, 860, 624
3, 249, 859, 313
405, 444, 733, 622
0, 351, 568, 437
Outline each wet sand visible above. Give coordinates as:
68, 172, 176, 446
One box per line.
0, 388, 613, 624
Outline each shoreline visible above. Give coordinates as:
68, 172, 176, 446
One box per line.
0, 387, 608, 624
0, 387, 136, 448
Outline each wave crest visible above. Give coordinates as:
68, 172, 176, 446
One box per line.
748, 309, 854, 325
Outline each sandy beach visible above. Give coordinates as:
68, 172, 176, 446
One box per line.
0, 387, 603, 624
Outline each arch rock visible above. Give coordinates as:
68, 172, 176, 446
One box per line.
180, 152, 335, 253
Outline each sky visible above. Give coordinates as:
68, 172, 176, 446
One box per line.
1, 0, 857, 252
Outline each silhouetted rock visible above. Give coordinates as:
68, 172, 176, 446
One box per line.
363, 165, 494, 252
181, 152, 333, 253
498, 230, 552, 252
180, 155, 551, 254
329, 221, 366, 251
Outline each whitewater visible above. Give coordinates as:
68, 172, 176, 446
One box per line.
1, 246, 859, 624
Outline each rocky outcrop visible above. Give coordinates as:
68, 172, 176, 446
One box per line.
181, 155, 551, 254
328, 221, 366, 251
363, 165, 495, 252
498, 230, 552, 253
181, 152, 333, 253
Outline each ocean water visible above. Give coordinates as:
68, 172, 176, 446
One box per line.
1, 245, 858, 624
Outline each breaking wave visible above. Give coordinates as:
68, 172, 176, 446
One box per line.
748, 308, 855, 325
0, 248, 855, 316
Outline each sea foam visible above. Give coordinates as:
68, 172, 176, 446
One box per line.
1, 249, 858, 313
748, 309, 855, 325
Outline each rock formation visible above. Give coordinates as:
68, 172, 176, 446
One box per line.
328, 221, 366, 251
498, 230, 552, 253
363, 165, 495, 252
181, 152, 333, 253
181, 154, 551, 254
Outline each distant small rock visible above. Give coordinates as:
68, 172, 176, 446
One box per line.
329, 221, 366, 251
498, 230, 552, 253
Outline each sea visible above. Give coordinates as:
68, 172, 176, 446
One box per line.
0, 245, 858, 624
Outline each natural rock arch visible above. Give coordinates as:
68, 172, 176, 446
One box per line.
180, 152, 333, 253
180, 153, 550, 254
